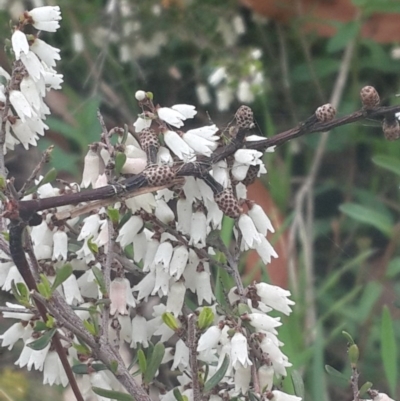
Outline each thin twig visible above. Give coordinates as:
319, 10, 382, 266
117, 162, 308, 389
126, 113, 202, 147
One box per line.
188, 314, 201, 401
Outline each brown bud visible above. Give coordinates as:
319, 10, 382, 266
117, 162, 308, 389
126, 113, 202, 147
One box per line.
360, 86, 380, 109
242, 165, 259, 186
382, 116, 400, 141
139, 128, 159, 164
235, 105, 254, 129
142, 165, 175, 186
214, 188, 242, 218
315, 103, 336, 123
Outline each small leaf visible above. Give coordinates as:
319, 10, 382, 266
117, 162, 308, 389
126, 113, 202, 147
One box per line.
110, 360, 118, 374
348, 344, 359, 367
72, 364, 90, 374
37, 274, 52, 299
372, 154, 400, 177
339, 203, 393, 237
115, 152, 127, 176
144, 343, 165, 384
51, 263, 73, 292
137, 349, 147, 374
381, 306, 397, 396
37, 167, 57, 186
92, 363, 108, 372
173, 388, 184, 401
107, 207, 120, 224
204, 354, 229, 392
324, 365, 348, 382
87, 236, 99, 254
72, 342, 91, 355
27, 328, 56, 350
92, 387, 134, 401
359, 382, 373, 396
342, 331, 355, 345
197, 307, 214, 330
83, 319, 97, 336
34, 321, 48, 332
162, 312, 180, 331
91, 265, 107, 295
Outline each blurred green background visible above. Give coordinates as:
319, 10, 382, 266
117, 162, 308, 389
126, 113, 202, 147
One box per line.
0, 0, 400, 400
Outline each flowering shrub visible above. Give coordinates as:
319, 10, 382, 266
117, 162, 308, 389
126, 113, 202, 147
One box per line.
0, 5, 398, 401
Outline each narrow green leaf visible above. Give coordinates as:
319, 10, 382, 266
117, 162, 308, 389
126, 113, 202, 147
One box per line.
359, 382, 373, 396
37, 167, 57, 186
72, 364, 89, 374
110, 360, 118, 374
92, 363, 108, 372
197, 307, 214, 330
144, 343, 165, 383
87, 236, 99, 254
91, 265, 107, 295
72, 342, 91, 355
115, 152, 127, 176
107, 207, 120, 224
83, 319, 97, 336
137, 349, 147, 374
173, 388, 184, 401
372, 154, 400, 177
34, 321, 48, 332
27, 328, 56, 350
339, 203, 393, 237
381, 306, 397, 396
204, 354, 229, 393
342, 331, 355, 345
162, 312, 180, 331
291, 370, 305, 398
51, 263, 73, 292
92, 387, 134, 401
324, 365, 348, 382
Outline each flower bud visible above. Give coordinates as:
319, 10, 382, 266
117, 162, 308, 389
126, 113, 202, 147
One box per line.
382, 116, 400, 141
315, 103, 336, 122
135, 90, 147, 101
235, 105, 254, 129
348, 343, 359, 367
214, 188, 242, 218
360, 86, 380, 109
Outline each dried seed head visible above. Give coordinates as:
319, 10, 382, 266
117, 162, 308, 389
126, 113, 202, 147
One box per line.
360, 86, 380, 109
214, 188, 242, 218
235, 105, 254, 129
315, 103, 336, 123
142, 165, 175, 186
139, 128, 159, 164
382, 117, 400, 141
242, 165, 259, 186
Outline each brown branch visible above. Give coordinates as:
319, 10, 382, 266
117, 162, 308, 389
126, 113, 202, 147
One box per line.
188, 314, 201, 401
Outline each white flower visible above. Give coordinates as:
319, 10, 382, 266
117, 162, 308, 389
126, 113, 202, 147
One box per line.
62, 274, 83, 305
52, 229, 68, 261
237, 81, 254, 103
30, 38, 60, 68
216, 86, 233, 111
78, 214, 101, 241
1, 265, 24, 292
15, 340, 50, 371
270, 390, 302, 401
154, 241, 173, 270
43, 351, 68, 386
133, 270, 156, 301
169, 245, 189, 279
197, 326, 222, 352
133, 116, 152, 132
164, 130, 195, 160
10, 90, 35, 122
27, 6, 62, 32
116, 215, 143, 247
230, 332, 252, 368
110, 278, 130, 315
255, 282, 295, 315
235, 148, 263, 165
373, 394, 395, 401
81, 149, 101, 188
20, 51, 44, 81
130, 315, 149, 348
182, 125, 219, 156
208, 67, 227, 86
260, 336, 292, 376
255, 234, 278, 264
1, 322, 33, 350
248, 203, 274, 235
234, 365, 251, 394
238, 214, 262, 250
194, 270, 215, 304
189, 211, 207, 248
196, 84, 211, 105
158, 104, 196, 128
258, 365, 274, 391
153, 266, 170, 296
155, 199, 175, 224
11, 30, 29, 59
72, 32, 84, 53
166, 281, 186, 316
135, 90, 146, 101
247, 313, 281, 333
171, 339, 189, 371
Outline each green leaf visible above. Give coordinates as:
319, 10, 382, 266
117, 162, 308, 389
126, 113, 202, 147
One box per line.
72, 342, 91, 355
110, 360, 118, 374
359, 382, 373, 396
291, 370, 305, 398
327, 21, 360, 53
92, 387, 134, 401
324, 365, 348, 382
51, 263, 73, 292
37, 274, 52, 299
11, 282, 30, 305
115, 152, 127, 176
144, 343, 165, 384
162, 312, 180, 331
83, 319, 97, 336
339, 203, 393, 237
91, 265, 107, 295
342, 331, 355, 345
197, 307, 214, 330
107, 207, 120, 224
137, 349, 147, 374
173, 388, 184, 401
204, 354, 229, 393
72, 364, 90, 374
87, 236, 99, 254
27, 328, 56, 350
372, 154, 400, 177
33, 321, 48, 332
381, 306, 397, 396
